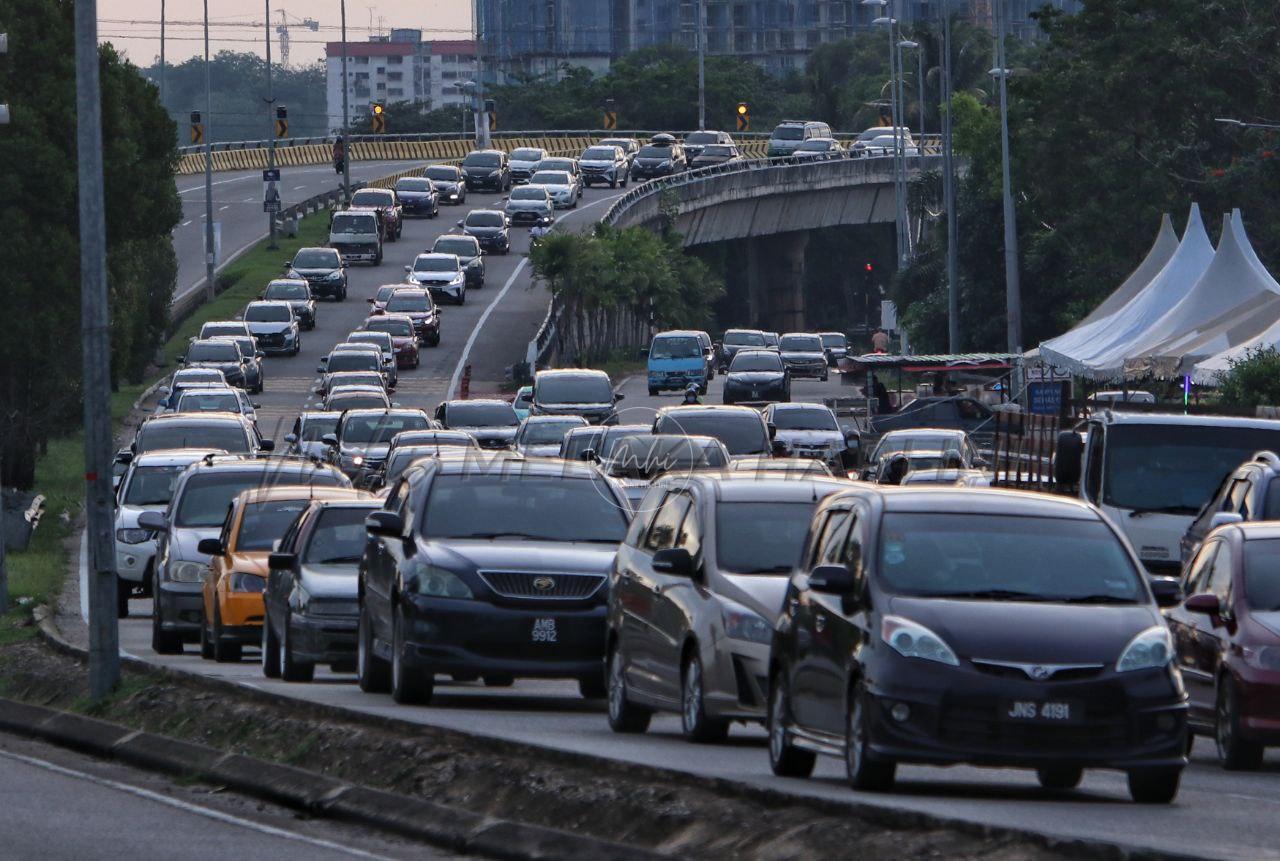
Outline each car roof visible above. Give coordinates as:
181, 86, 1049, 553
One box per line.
184, 455, 344, 477
341, 408, 427, 420
1095, 411, 1280, 430
434, 234, 478, 244
432, 454, 601, 479
332, 342, 382, 352
266, 278, 308, 287
467, 148, 503, 156
522, 414, 589, 424
780, 331, 820, 339
881, 427, 966, 438
466, 209, 504, 216
365, 313, 416, 325
131, 448, 228, 467
656, 404, 762, 419
246, 299, 292, 308
876, 487, 1100, 519
445, 398, 513, 408
175, 386, 241, 399
189, 338, 241, 349
535, 368, 609, 381
671, 472, 850, 501
299, 411, 342, 421
724, 328, 765, 335
732, 349, 780, 359
142, 411, 249, 427
236, 485, 369, 505
415, 252, 459, 261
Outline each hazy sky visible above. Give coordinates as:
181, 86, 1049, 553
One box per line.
99, 1, 472, 67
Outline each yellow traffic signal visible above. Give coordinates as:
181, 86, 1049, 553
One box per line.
370, 102, 386, 133
736, 102, 750, 132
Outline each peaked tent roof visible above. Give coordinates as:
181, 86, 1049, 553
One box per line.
1042, 204, 1215, 379
1107, 211, 1280, 378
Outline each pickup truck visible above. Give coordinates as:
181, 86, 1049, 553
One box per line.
329, 210, 383, 265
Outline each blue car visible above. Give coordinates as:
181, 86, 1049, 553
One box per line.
646, 331, 708, 396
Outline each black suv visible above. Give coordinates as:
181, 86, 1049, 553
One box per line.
356, 454, 632, 704
460, 149, 511, 192
767, 486, 1187, 803
630, 134, 687, 180
286, 247, 348, 301
457, 209, 511, 254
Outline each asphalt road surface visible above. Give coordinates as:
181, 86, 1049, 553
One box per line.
0, 731, 459, 860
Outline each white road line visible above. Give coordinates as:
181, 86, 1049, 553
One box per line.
182, 220, 192, 227
0, 750, 395, 860
243, 197, 255, 203
294, 185, 307, 190
219, 205, 231, 211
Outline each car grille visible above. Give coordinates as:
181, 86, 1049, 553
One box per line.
509, 211, 541, 223
308, 598, 358, 617
257, 333, 285, 346
792, 445, 834, 458
478, 570, 605, 600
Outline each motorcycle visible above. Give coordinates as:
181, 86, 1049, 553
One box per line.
333, 156, 345, 174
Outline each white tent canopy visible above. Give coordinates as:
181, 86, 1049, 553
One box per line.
1040, 205, 1214, 378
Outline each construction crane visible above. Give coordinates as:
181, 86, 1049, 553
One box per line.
276, 10, 319, 67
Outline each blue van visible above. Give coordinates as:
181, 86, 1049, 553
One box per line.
646, 330, 708, 396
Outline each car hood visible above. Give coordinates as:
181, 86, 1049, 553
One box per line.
888, 596, 1161, 664
691, 156, 731, 166
506, 200, 548, 211
298, 563, 359, 598
426, 539, 618, 577
580, 159, 615, 168
246, 321, 293, 335
775, 429, 843, 447
719, 573, 791, 620
781, 350, 825, 362
339, 442, 391, 461
465, 226, 504, 235
409, 271, 463, 284
1251, 612, 1280, 640
726, 371, 785, 386
398, 190, 432, 198
634, 156, 671, 165
291, 268, 339, 278
432, 180, 460, 189
169, 526, 223, 563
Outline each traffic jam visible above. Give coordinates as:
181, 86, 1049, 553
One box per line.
113, 137, 1280, 809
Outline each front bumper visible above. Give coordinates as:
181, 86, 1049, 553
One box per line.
648, 370, 706, 392
306, 277, 344, 298
723, 384, 787, 406
464, 174, 504, 190
581, 169, 616, 184
784, 361, 827, 379
474, 234, 509, 252
401, 198, 436, 216
290, 610, 358, 664
115, 541, 156, 584
334, 245, 379, 264
508, 210, 549, 226
703, 639, 770, 721
437, 186, 464, 203
425, 281, 465, 303
156, 581, 205, 638
395, 346, 419, 368
254, 333, 296, 355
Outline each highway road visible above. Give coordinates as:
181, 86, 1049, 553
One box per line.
0, 731, 457, 859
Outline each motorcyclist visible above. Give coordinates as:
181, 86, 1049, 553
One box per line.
682, 384, 702, 405
332, 138, 346, 173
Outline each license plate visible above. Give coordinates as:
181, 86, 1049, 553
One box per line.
1004, 700, 1075, 722
531, 618, 557, 643
751, 390, 760, 399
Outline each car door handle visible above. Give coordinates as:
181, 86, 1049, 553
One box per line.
814, 613, 827, 633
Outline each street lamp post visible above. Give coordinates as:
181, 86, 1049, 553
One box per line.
202, 0, 215, 302
940, 1, 959, 352
1215, 117, 1280, 130
868, 4, 908, 267
990, 0, 1022, 361
898, 39, 924, 140
340, 0, 350, 205
265, 0, 277, 250
696, 0, 706, 131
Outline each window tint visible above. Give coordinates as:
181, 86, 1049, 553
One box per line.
414, 256, 457, 272
236, 500, 311, 551
425, 166, 459, 180
137, 422, 249, 454
331, 213, 375, 234
644, 493, 690, 553
729, 352, 783, 372
717, 501, 825, 574
1183, 541, 1217, 595
245, 304, 291, 323
462, 152, 501, 167
433, 237, 476, 255
509, 148, 544, 160
1207, 542, 1234, 599
650, 336, 701, 360
675, 496, 701, 558
326, 353, 380, 373
123, 464, 187, 506
386, 294, 432, 313
421, 474, 628, 542
395, 178, 433, 192
350, 189, 394, 207
817, 510, 852, 566
304, 506, 372, 564
466, 212, 504, 227
265, 282, 309, 299
293, 249, 339, 268
1242, 538, 1280, 611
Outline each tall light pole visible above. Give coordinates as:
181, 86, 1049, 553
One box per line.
940, 0, 959, 353
869, 5, 908, 267
899, 39, 924, 140
160, 0, 166, 107
74, 0, 122, 700
265, 0, 277, 249
202, 0, 215, 302
991, 0, 1022, 358
340, 0, 351, 204
696, 0, 706, 131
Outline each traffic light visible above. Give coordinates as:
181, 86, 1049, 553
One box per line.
736, 102, 750, 132
274, 105, 288, 138
190, 110, 204, 145
370, 102, 386, 133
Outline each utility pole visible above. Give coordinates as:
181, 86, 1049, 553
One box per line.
202, 0, 215, 302
340, 0, 351, 204
696, 0, 706, 131
940, 0, 959, 353
992, 0, 1022, 358
265, 0, 277, 249
74, 0, 121, 701
159, 0, 166, 107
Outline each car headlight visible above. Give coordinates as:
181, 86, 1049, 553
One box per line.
230, 572, 267, 592
116, 527, 152, 545
168, 560, 209, 583
721, 600, 772, 644
1116, 625, 1174, 672
326, 271, 342, 281
415, 565, 473, 599
346, 454, 365, 467
293, 582, 312, 614
1242, 645, 1280, 671
658, 160, 671, 167
881, 615, 959, 666
488, 170, 500, 177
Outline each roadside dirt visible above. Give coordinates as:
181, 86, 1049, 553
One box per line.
0, 637, 1077, 860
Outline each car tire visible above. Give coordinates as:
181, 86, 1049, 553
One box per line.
390, 606, 432, 705
357, 603, 391, 693
338, 287, 347, 302
821, 371, 829, 382
578, 675, 607, 700
279, 620, 315, 683
768, 672, 816, 778
648, 387, 659, 397
1127, 768, 1181, 804
152, 601, 183, 655
261, 618, 281, 679
212, 604, 242, 663
457, 289, 466, 306
845, 684, 895, 791
116, 577, 131, 619
482, 674, 514, 687
199, 614, 214, 660
609, 178, 617, 189
1036, 766, 1083, 790
412, 354, 421, 369
375, 250, 383, 266
606, 645, 652, 733
1217, 679, 1264, 770
681, 653, 730, 743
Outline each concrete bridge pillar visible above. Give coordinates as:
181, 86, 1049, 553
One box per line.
771, 231, 808, 333
745, 239, 766, 327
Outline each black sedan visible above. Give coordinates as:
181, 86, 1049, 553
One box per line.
424, 165, 467, 205
768, 487, 1187, 803
457, 210, 510, 255
393, 177, 440, 219
286, 247, 347, 301
722, 349, 790, 406
356, 454, 632, 704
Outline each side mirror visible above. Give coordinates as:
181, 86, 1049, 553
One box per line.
157, 386, 170, 397
321, 433, 338, 447
771, 440, 790, 457
176, 355, 186, 364
255, 351, 266, 359
973, 456, 989, 469
366, 510, 405, 537
1054, 431, 1084, 486
136, 511, 167, 532
316, 365, 326, 373
284, 433, 298, 444
258, 439, 275, 452
197, 537, 224, 556
613, 393, 625, 403
767, 422, 778, 440
1183, 590, 1219, 615
283, 260, 292, 269
404, 265, 411, 273
640, 347, 650, 357
651, 547, 695, 578
1210, 511, 1244, 530
115, 449, 134, 465
581, 448, 599, 463
252, 402, 262, 409
1149, 577, 1184, 609
809, 564, 855, 595
267, 551, 297, 571
456, 220, 464, 228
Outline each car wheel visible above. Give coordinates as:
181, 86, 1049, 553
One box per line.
578, 675, 606, 700
428, 334, 440, 348
1127, 768, 1181, 804
1217, 679, 1264, 770
116, 577, 131, 619
681, 653, 730, 743
212, 604, 242, 663
390, 605, 432, 705
357, 603, 391, 693
279, 619, 315, 683
261, 617, 281, 679
199, 613, 214, 660
845, 683, 895, 791
648, 387, 659, 397
152, 600, 183, 655
457, 289, 466, 306
413, 354, 421, 369
768, 672, 816, 778
609, 178, 617, 188
606, 644, 652, 733
375, 250, 383, 266
338, 287, 347, 302
1036, 766, 1083, 790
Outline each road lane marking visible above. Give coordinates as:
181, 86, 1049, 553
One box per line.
219, 205, 231, 211
294, 185, 307, 190
182, 220, 192, 227
0, 750, 395, 860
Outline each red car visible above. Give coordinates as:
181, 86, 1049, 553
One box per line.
1169, 521, 1280, 769
383, 288, 440, 348
362, 314, 420, 369
349, 188, 403, 241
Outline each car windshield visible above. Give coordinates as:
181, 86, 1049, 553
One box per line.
395, 178, 432, 192
560, 429, 604, 459
425, 166, 459, 181
607, 437, 726, 478
341, 413, 430, 444
539, 160, 573, 172
123, 464, 186, 506
448, 403, 518, 427
466, 212, 504, 227
655, 413, 768, 456
293, 249, 339, 268
173, 470, 345, 528
236, 500, 311, 551
521, 420, 583, 445
872, 432, 964, 461
138, 422, 249, 454
730, 353, 782, 372
1243, 539, 1280, 610
1104, 425, 1280, 513
176, 392, 241, 413
187, 342, 240, 362
772, 127, 805, 140
510, 148, 543, 161
724, 331, 765, 347
414, 256, 457, 273
299, 416, 339, 441
820, 334, 846, 348
637, 146, 671, 158
386, 294, 432, 313
421, 474, 628, 542
374, 285, 401, 302
331, 214, 374, 234
245, 304, 290, 323
600, 139, 634, 150
174, 370, 223, 384
304, 506, 373, 564
772, 408, 838, 431
877, 513, 1143, 602
650, 336, 701, 360
510, 187, 547, 201
781, 335, 822, 351
433, 238, 475, 256
685, 132, 719, 145
530, 171, 570, 186
326, 353, 380, 373
700, 145, 734, 156
536, 375, 613, 405
798, 140, 831, 151
716, 501, 825, 573
463, 152, 501, 167
350, 190, 393, 207
364, 318, 414, 337
582, 147, 617, 160
265, 282, 308, 300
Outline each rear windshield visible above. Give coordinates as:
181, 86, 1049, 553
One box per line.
781, 335, 822, 351
582, 147, 618, 160
560, 429, 604, 460
730, 352, 782, 372
364, 318, 414, 337
176, 392, 241, 413
717, 501, 823, 574
395, 178, 432, 192
607, 437, 727, 478
421, 474, 627, 542
463, 152, 501, 167
521, 419, 585, 445
328, 393, 388, 410
433, 237, 476, 256
341, 413, 431, 444
650, 336, 701, 360
331, 213, 375, 234
685, 132, 719, 145
425, 166, 460, 181
123, 464, 187, 506
820, 333, 846, 348
724, 331, 765, 347
538, 159, 574, 171
293, 249, 339, 268
510, 148, 544, 161
350, 189, 393, 207
798, 140, 831, 151
466, 212, 504, 227
325, 353, 380, 373
245, 304, 291, 323
536, 375, 613, 405
187, 341, 240, 362
772, 126, 804, 140
654, 412, 768, 456
138, 422, 249, 454
700, 145, 734, 156
387, 294, 432, 313
265, 282, 308, 300
236, 500, 311, 551
448, 403, 518, 428
173, 469, 345, 528
304, 506, 374, 564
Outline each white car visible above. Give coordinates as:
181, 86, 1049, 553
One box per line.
528, 170, 578, 209
173, 386, 259, 423
762, 402, 849, 472
507, 146, 547, 183
860, 133, 919, 157
242, 300, 300, 356
404, 252, 467, 305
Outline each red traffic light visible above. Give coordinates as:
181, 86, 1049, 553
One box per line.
865, 263, 874, 272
